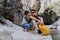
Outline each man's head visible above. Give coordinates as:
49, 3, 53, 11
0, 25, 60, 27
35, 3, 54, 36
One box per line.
30, 9, 38, 15
30, 9, 36, 14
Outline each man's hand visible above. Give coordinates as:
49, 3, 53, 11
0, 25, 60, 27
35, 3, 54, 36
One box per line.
30, 16, 39, 21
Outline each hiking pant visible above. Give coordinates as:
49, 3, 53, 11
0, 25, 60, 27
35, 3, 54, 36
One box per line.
22, 23, 32, 29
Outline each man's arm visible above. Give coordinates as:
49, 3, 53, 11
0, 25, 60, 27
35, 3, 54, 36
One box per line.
29, 16, 39, 21
37, 17, 44, 23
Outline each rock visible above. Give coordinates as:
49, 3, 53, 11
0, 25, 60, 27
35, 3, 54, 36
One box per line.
0, 16, 6, 24
40, 8, 58, 25
12, 30, 52, 40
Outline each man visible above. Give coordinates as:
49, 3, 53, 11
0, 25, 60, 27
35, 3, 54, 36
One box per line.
29, 9, 44, 33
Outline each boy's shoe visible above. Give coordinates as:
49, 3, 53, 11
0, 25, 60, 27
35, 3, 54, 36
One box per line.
23, 29, 27, 32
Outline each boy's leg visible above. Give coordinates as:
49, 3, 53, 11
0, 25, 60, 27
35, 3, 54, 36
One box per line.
27, 23, 35, 31
23, 29, 27, 32
22, 23, 30, 29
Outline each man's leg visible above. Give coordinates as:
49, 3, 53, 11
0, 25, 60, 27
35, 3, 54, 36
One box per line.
31, 20, 38, 30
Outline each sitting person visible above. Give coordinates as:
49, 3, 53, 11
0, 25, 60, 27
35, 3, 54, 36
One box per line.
22, 10, 33, 31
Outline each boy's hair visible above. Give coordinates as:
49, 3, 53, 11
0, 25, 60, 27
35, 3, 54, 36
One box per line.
24, 10, 29, 15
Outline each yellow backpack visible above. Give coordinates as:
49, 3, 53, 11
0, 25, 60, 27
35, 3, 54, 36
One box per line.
38, 24, 50, 35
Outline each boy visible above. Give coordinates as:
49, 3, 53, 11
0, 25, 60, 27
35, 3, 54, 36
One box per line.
22, 10, 33, 31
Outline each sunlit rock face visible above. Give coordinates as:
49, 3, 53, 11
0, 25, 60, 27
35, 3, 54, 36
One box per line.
21, 0, 40, 14
21, 0, 51, 13
21, 0, 35, 10
40, 0, 60, 16
39, 0, 51, 13
51, 0, 60, 16
21, 0, 60, 16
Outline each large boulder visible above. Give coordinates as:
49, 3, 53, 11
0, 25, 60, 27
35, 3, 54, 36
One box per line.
40, 8, 58, 25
